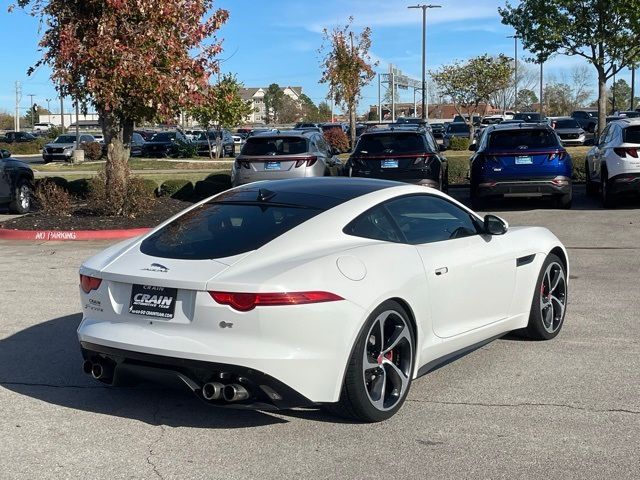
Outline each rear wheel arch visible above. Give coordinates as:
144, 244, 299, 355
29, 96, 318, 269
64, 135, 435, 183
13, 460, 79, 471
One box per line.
549, 246, 567, 272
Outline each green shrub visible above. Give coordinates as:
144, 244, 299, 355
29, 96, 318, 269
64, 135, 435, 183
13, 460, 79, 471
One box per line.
126, 177, 157, 215
446, 157, 469, 185
193, 180, 228, 201
448, 137, 471, 151
46, 126, 64, 140
35, 176, 68, 191
0, 138, 47, 155
87, 172, 156, 217
159, 179, 194, 199
171, 140, 198, 158
66, 178, 91, 198
35, 178, 73, 216
80, 141, 103, 161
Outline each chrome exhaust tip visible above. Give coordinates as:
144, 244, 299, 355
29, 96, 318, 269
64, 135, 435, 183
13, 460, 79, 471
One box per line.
91, 363, 104, 379
202, 382, 224, 401
223, 384, 249, 402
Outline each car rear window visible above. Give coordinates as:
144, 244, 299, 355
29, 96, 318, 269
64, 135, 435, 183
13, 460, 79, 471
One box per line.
140, 202, 321, 260
355, 133, 426, 155
554, 119, 580, 129
488, 130, 559, 149
447, 123, 470, 133
151, 132, 175, 142
241, 137, 308, 155
623, 126, 640, 144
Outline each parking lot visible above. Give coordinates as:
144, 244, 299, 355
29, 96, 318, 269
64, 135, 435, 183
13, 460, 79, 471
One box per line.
0, 185, 639, 480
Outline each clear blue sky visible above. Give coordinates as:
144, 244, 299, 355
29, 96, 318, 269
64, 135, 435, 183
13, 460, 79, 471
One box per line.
0, 0, 634, 116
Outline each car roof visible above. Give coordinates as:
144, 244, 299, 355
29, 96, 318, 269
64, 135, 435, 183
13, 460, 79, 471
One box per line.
487, 122, 553, 133
611, 117, 640, 127
249, 130, 315, 138
360, 126, 425, 136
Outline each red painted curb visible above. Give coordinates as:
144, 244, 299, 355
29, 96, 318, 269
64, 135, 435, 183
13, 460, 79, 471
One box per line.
0, 227, 151, 241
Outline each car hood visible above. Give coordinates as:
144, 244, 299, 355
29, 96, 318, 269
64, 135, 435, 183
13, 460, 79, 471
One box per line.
45, 142, 76, 148
555, 128, 584, 134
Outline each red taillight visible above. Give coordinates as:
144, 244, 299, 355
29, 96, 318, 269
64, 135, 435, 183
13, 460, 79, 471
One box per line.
614, 147, 638, 158
294, 156, 318, 168
80, 274, 102, 293
548, 151, 566, 162
209, 291, 344, 312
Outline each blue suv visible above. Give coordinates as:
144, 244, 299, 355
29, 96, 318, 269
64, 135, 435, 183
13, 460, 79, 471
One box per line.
469, 123, 572, 209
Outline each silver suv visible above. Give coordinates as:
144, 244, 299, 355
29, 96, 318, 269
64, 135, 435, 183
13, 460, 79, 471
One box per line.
232, 131, 341, 186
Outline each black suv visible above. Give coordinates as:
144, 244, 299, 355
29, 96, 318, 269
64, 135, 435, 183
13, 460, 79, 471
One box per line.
0, 149, 34, 213
571, 110, 598, 133
346, 127, 448, 190
1, 131, 37, 143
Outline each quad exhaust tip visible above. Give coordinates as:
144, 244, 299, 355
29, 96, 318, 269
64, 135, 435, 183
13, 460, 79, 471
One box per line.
223, 384, 249, 402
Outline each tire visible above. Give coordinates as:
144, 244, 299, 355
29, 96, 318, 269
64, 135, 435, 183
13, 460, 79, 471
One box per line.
9, 179, 32, 214
327, 300, 415, 422
555, 191, 572, 209
600, 166, 617, 208
522, 254, 567, 340
585, 160, 598, 197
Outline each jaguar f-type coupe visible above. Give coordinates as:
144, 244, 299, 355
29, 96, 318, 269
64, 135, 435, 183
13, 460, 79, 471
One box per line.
78, 178, 568, 422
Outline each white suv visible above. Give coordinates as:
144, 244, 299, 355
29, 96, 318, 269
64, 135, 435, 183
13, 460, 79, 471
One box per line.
585, 118, 640, 207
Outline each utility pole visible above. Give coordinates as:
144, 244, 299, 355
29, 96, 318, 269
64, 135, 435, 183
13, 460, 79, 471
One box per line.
28, 94, 36, 128
60, 93, 65, 131
391, 70, 395, 122
408, 4, 441, 121
46, 98, 51, 117
14, 81, 22, 132
508, 35, 520, 111
631, 66, 636, 111
378, 74, 382, 122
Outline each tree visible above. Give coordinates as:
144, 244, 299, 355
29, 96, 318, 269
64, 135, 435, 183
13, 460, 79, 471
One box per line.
318, 101, 332, 122
489, 60, 537, 111
0, 111, 13, 131
190, 73, 252, 158
500, 0, 640, 135
516, 89, 538, 110
15, 0, 228, 214
543, 83, 573, 115
279, 96, 303, 124
263, 84, 284, 124
609, 78, 632, 112
319, 17, 376, 148
431, 54, 513, 139
298, 94, 319, 122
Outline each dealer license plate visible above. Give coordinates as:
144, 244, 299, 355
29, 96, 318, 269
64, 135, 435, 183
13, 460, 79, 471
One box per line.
515, 156, 533, 165
381, 159, 398, 168
129, 284, 177, 319
265, 161, 281, 170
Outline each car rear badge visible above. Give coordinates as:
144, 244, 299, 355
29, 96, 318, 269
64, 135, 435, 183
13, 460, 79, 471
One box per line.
143, 263, 170, 273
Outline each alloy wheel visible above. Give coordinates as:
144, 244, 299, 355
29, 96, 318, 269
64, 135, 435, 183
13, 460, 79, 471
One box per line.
362, 309, 413, 411
539, 262, 566, 334
19, 184, 30, 210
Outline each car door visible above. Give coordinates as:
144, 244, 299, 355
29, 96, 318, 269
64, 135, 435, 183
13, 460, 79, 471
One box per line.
384, 194, 516, 338
592, 125, 615, 180
0, 158, 11, 201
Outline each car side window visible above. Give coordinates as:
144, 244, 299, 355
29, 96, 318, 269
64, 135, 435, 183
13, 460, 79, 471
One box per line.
344, 206, 402, 243
424, 132, 438, 152
316, 135, 330, 154
385, 195, 478, 245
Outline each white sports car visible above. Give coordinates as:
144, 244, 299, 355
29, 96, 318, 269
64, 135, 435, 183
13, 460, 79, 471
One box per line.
77, 178, 569, 422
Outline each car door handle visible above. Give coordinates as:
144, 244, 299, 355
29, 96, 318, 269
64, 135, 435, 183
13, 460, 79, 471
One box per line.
435, 267, 448, 276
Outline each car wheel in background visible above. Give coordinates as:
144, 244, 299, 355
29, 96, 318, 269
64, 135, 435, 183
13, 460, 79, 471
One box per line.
600, 166, 617, 208
585, 160, 598, 197
9, 179, 32, 214
522, 253, 567, 340
328, 300, 415, 422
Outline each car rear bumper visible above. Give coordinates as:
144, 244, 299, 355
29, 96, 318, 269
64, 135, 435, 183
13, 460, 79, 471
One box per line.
77, 297, 365, 405
560, 138, 585, 146
475, 176, 572, 197
608, 173, 640, 195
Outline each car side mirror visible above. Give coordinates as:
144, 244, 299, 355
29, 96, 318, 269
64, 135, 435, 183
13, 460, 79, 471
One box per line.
0, 149, 10, 159
439, 144, 447, 152
468, 143, 477, 151
484, 214, 508, 235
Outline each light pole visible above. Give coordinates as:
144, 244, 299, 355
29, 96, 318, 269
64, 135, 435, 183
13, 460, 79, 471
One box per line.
408, 4, 441, 121
507, 34, 519, 111
612, 64, 617, 114
631, 65, 636, 111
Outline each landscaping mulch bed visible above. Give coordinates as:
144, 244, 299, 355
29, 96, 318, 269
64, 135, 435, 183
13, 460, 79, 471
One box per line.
0, 197, 192, 231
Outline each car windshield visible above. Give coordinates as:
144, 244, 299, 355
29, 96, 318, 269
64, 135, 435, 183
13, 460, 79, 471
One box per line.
355, 133, 426, 155
194, 131, 220, 141
54, 135, 77, 143
447, 123, 470, 133
555, 119, 580, 129
140, 202, 322, 260
151, 132, 175, 142
623, 126, 640, 144
488, 130, 559, 149
241, 137, 308, 155
514, 113, 541, 122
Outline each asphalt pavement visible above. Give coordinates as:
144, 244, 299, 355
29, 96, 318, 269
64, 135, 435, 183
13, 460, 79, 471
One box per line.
0, 187, 639, 479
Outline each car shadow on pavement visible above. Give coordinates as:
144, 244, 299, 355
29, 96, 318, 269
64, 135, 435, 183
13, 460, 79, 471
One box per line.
0, 313, 290, 428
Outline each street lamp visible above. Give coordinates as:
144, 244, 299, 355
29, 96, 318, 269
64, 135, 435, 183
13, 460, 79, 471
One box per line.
408, 4, 441, 121
507, 34, 520, 111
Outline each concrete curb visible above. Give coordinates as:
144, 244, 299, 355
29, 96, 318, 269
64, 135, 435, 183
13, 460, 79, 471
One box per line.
0, 227, 151, 241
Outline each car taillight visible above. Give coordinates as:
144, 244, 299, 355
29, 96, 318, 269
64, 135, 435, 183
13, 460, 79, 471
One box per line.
614, 147, 639, 158
294, 156, 318, 168
80, 274, 102, 293
412, 155, 433, 166
209, 291, 344, 312
548, 151, 567, 162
